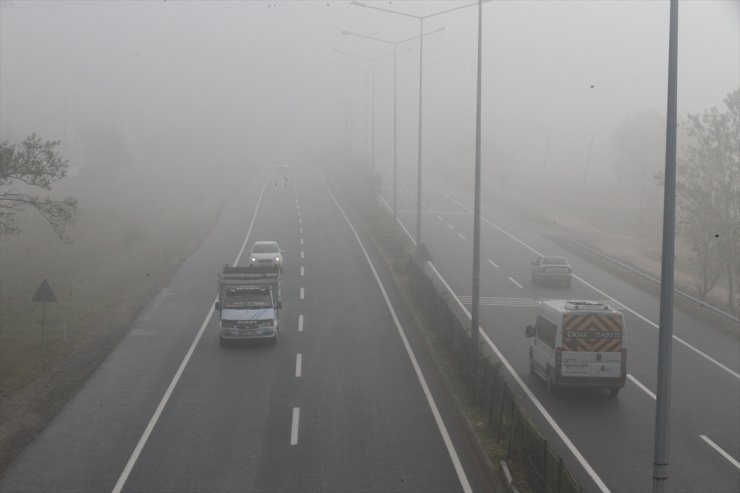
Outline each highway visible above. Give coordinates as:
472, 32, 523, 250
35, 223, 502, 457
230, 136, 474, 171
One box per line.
0, 166, 494, 493
379, 173, 740, 493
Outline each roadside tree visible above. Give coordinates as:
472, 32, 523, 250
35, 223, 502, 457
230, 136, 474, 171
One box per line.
677, 88, 740, 312
0, 133, 79, 242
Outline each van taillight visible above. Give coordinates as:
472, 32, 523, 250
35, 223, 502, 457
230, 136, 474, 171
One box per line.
621, 349, 627, 373
555, 347, 563, 374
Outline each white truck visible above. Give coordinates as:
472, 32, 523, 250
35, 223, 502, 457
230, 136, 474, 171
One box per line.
525, 300, 626, 396
215, 265, 281, 346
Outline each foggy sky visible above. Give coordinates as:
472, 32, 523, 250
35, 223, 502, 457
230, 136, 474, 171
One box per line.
1, 0, 738, 183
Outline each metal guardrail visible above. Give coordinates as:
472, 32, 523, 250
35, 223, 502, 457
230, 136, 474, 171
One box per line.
549, 234, 740, 325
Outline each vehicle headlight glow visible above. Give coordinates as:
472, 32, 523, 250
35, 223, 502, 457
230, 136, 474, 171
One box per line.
251, 257, 256, 262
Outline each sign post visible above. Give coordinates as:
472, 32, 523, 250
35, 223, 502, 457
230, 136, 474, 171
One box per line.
32, 279, 57, 360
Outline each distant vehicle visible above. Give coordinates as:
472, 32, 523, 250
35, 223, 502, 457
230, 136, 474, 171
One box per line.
525, 300, 626, 397
531, 256, 572, 287
249, 241, 284, 271
215, 265, 281, 345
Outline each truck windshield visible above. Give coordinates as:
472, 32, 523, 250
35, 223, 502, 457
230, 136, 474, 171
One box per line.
223, 291, 272, 309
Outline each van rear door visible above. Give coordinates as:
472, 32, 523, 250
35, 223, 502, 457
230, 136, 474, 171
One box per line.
560, 313, 623, 378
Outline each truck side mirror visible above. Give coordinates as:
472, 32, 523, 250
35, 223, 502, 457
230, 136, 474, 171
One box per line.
276, 301, 282, 309
525, 325, 534, 338
215, 301, 222, 311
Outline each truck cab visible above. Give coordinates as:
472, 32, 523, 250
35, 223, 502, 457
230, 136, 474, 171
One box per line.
215, 265, 281, 345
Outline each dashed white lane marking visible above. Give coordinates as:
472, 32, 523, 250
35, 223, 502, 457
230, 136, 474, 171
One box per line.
300, 250, 304, 259
432, 185, 739, 381
437, 214, 444, 221
301, 266, 304, 277
299, 227, 303, 235
446, 223, 454, 230
627, 374, 656, 399
700, 435, 740, 470
487, 259, 499, 268
507, 276, 523, 289
300, 238, 304, 245
457, 232, 466, 240
295, 353, 302, 378
298, 314, 303, 332
290, 407, 300, 445
300, 287, 304, 299
298, 218, 302, 226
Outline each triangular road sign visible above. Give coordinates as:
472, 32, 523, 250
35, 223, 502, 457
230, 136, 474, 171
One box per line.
32, 279, 57, 303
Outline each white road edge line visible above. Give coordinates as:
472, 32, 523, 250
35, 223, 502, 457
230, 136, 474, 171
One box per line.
291, 407, 300, 445
627, 374, 656, 399
295, 353, 302, 378
432, 186, 739, 381
507, 276, 523, 289
326, 179, 473, 493
298, 314, 304, 332
488, 259, 499, 268
112, 175, 271, 493
700, 435, 740, 470
300, 287, 304, 300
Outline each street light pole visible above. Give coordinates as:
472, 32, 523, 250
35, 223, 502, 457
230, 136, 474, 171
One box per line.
470, 0, 484, 371
342, 28, 444, 222
351, 0, 481, 259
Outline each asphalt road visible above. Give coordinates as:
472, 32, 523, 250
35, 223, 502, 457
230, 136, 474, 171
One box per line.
379, 174, 740, 493
0, 165, 495, 493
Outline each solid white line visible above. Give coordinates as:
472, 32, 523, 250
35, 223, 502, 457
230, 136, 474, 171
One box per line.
507, 276, 524, 289
300, 287, 304, 300
700, 435, 740, 470
431, 185, 739, 381
300, 250, 304, 259
295, 353, 302, 378
425, 261, 611, 493
301, 266, 304, 277
298, 314, 304, 332
487, 259, 499, 268
627, 374, 656, 399
112, 176, 271, 493
291, 407, 300, 445
378, 196, 415, 245
457, 232, 466, 240
324, 178, 473, 493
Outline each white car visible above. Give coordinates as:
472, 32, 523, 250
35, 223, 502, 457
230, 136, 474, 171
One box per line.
249, 241, 284, 271
531, 256, 572, 287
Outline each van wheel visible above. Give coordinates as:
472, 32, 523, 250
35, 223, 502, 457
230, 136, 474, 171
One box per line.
609, 388, 620, 397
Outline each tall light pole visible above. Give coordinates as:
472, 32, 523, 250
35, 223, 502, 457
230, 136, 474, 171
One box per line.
470, 0, 485, 372
341, 28, 444, 222
335, 48, 396, 173
653, 1, 679, 491
352, 0, 482, 259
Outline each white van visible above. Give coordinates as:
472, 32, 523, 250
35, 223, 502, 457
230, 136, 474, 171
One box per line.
525, 300, 626, 396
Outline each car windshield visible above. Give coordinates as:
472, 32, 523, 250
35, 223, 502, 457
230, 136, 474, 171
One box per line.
253, 243, 278, 253
543, 257, 568, 265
